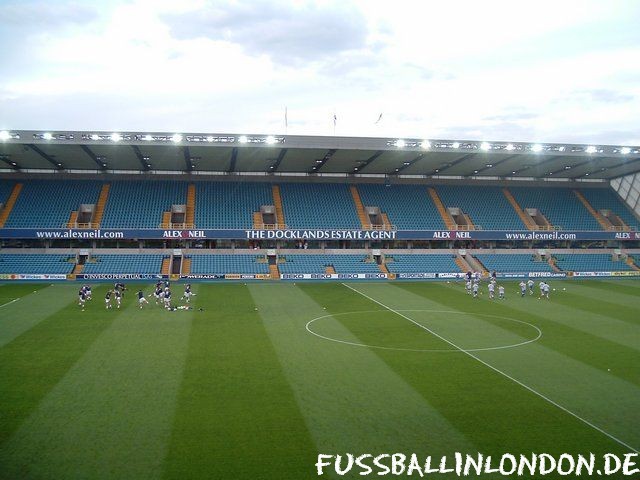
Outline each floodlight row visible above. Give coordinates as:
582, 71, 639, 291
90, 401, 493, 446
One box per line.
389, 138, 637, 155
2, 131, 285, 145
0, 130, 637, 156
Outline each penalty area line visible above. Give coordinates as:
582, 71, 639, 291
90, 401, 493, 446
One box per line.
0, 298, 19, 308
341, 282, 638, 453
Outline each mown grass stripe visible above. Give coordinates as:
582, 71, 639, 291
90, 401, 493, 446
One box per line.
0, 283, 192, 480
0, 285, 118, 450
363, 282, 639, 452
429, 281, 640, 383
0, 284, 79, 347
299, 282, 637, 457
343, 283, 638, 453
162, 284, 317, 480
249, 283, 475, 463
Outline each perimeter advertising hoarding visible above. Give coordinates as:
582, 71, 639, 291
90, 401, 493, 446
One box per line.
1, 228, 638, 241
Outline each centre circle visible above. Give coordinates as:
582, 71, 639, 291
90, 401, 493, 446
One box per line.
305, 310, 542, 352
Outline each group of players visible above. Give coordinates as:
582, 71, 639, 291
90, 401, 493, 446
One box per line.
78, 281, 194, 311
463, 272, 552, 300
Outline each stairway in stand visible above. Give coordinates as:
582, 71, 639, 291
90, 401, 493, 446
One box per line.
272, 185, 285, 227
427, 187, 456, 229
186, 184, 196, 228
93, 183, 110, 227
269, 264, 280, 279
66, 211, 78, 228
161, 257, 171, 275
0, 183, 23, 228
573, 190, 614, 231
350, 185, 369, 228
181, 257, 192, 275
626, 256, 640, 271
547, 256, 561, 272
502, 188, 536, 230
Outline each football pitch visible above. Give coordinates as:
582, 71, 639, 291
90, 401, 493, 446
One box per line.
0, 280, 638, 479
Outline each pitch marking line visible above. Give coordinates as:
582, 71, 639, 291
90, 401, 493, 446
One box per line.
0, 298, 19, 308
342, 283, 638, 453
306, 310, 542, 352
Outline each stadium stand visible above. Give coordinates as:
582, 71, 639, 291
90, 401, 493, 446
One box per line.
195, 182, 272, 229
0, 254, 74, 274
578, 188, 638, 229
0, 180, 14, 205
357, 184, 445, 229
509, 187, 601, 230
279, 183, 360, 229
4, 180, 102, 228
385, 254, 460, 273
190, 255, 270, 274
101, 181, 188, 229
279, 255, 380, 274
473, 254, 554, 273
82, 255, 163, 274
436, 186, 526, 230
554, 254, 634, 272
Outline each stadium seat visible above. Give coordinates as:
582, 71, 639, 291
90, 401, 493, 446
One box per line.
436, 186, 526, 230
357, 184, 445, 230
101, 181, 188, 229
509, 187, 600, 230
279, 184, 361, 229
195, 182, 272, 229
474, 254, 553, 273
0, 254, 75, 274
385, 255, 459, 273
83, 255, 163, 274
4, 180, 102, 228
190, 255, 269, 274
554, 254, 634, 272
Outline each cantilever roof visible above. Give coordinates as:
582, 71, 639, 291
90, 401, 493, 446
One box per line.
1, 130, 639, 180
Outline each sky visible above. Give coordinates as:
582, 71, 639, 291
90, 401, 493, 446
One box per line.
1, 0, 639, 145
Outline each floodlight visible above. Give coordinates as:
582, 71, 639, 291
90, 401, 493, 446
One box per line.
473, 170, 478, 174
531, 144, 543, 152
238, 135, 248, 144
565, 166, 571, 169
505, 144, 514, 151
620, 147, 631, 155
91, 134, 100, 141
265, 135, 276, 145
110, 133, 122, 142
206, 136, 214, 142
171, 134, 183, 143
0, 131, 10, 141
486, 164, 493, 168
43, 132, 53, 140
558, 146, 566, 152
403, 161, 411, 166
144, 134, 153, 141
421, 140, 431, 149
452, 142, 460, 148
395, 139, 406, 148
586, 146, 597, 154
480, 142, 490, 151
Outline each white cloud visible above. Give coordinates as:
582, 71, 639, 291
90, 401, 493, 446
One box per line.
0, 0, 639, 145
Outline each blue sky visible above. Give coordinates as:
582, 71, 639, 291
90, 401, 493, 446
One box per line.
1, 0, 639, 144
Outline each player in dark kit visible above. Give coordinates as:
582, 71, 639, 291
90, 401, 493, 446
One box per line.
105, 290, 113, 309
137, 289, 149, 309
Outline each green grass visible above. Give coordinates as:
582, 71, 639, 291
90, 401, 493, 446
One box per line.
0, 280, 638, 479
